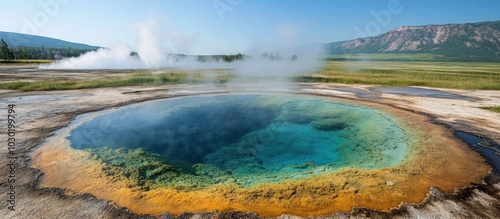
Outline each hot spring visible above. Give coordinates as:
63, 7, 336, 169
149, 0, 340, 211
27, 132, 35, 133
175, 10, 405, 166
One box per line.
67, 95, 411, 188
31, 93, 489, 217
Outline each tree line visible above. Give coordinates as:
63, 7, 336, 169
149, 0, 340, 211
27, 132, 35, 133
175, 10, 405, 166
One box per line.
1, 38, 95, 61
196, 53, 245, 62
2, 38, 300, 63
0, 39, 14, 61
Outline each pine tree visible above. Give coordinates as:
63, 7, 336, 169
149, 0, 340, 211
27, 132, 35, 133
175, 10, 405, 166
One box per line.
1, 38, 14, 61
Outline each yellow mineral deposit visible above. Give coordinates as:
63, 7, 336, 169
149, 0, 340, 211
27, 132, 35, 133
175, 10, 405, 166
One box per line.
30, 98, 490, 217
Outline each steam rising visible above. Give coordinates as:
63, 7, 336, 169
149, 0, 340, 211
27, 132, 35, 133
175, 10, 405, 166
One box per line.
41, 19, 324, 79
136, 20, 167, 68
41, 43, 142, 69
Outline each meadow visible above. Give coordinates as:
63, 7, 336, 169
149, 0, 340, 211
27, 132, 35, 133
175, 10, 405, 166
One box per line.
480, 106, 500, 113
296, 61, 500, 90
1, 60, 500, 91
0, 70, 235, 91
0, 59, 54, 64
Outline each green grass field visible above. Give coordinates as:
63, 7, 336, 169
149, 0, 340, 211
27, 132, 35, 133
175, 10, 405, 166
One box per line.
480, 106, 500, 113
326, 53, 444, 61
295, 61, 500, 90
0, 59, 55, 65
1, 61, 499, 91
326, 53, 500, 62
0, 70, 235, 91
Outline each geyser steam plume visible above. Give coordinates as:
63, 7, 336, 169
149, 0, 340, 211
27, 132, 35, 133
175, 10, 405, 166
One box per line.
40, 43, 143, 69
41, 19, 173, 69
136, 19, 167, 68
41, 19, 324, 79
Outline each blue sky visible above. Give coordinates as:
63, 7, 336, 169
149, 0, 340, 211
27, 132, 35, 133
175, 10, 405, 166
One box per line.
1, 0, 499, 54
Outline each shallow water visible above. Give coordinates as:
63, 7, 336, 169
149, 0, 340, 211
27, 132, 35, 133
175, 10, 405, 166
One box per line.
455, 131, 500, 172
334, 87, 380, 99
67, 95, 412, 187
370, 87, 479, 100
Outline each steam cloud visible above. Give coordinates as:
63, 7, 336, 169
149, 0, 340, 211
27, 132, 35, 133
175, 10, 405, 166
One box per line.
41, 19, 324, 79
40, 43, 143, 69
136, 19, 167, 68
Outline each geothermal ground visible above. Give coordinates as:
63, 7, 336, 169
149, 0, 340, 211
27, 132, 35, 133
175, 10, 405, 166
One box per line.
0, 66, 499, 218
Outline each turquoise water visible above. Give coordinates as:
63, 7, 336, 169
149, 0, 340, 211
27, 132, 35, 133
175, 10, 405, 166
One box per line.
67, 95, 412, 187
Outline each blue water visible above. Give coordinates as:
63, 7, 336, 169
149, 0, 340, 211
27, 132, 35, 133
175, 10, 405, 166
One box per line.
67, 95, 412, 186
334, 87, 380, 99
206, 122, 342, 170
370, 87, 479, 101
454, 131, 500, 173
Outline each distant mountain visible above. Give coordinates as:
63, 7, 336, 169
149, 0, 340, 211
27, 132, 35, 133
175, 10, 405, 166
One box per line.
326, 20, 500, 60
0, 31, 101, 50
